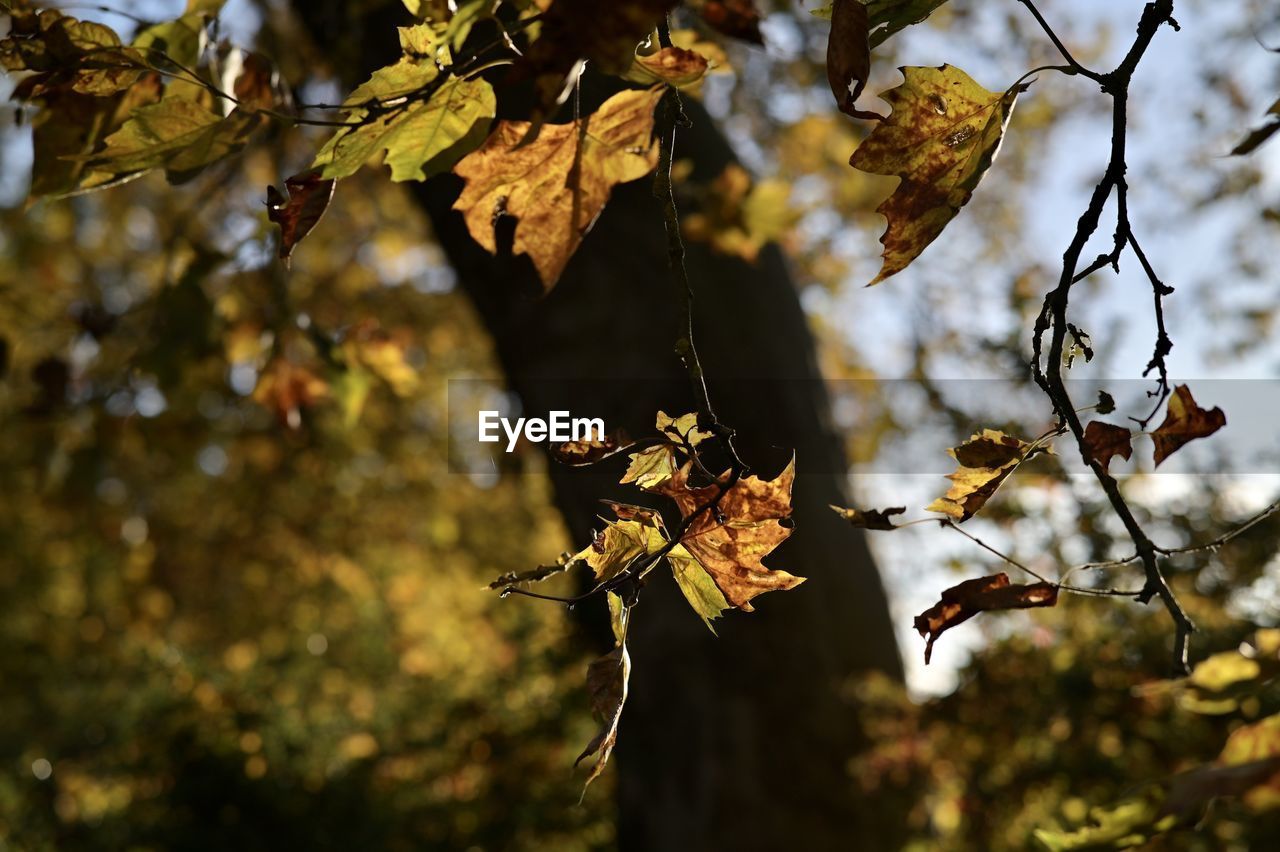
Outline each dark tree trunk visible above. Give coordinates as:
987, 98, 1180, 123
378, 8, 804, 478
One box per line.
293, 4, 903, 848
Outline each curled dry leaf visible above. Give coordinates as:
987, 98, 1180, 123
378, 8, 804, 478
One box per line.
572, 517, 668, 583
1151, 384, 1226, 467
576, 592, 631, 795
452, 87, 663, 289
1083, 420, 1133, 473
826, 0, 880, 120
626, 46, 709, 87
266, 170, 336, 265
830, 504, 906, 530
914, 573, 1058, 664
926, 429, 1030, 521
551, 429, 635, 465
851, 65, 1025, 284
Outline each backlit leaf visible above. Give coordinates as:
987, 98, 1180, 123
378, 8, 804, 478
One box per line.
452, 87, 663, 288
656, 457, 804, 611
85, 99, 260, 182
575, 636, 630, 794
1151, 384, 1226, 467
926, 429, 1031, 521
1082, 420, 1133, 473
850, 65, 1024, 284
625, 46, 709, 88
571, 518, 668, 582
551, 430, 635, 465
667, 544, 730, 633
266, 171, 336, 265
913, 573, 1058, 664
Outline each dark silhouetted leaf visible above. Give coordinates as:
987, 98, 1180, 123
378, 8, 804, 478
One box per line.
551, 429, 635, 465
831, 504, 906, 530
827, 0, 879, 120
914, 573, 1058, 664
1231, 97, 1280, 156
695, 0, 763, 44
266, 171, 336, 265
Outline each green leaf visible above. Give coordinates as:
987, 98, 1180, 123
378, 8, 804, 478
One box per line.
851, 65, 1024, 284
668, 544, 729, 633
866, 0, 952, 47
86, 99, 259, 182
133, 13, 207, 70
313, 77, 496, 182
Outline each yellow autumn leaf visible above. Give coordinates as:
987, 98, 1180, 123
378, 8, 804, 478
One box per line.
850, 64, 1024, 284
926, 429, 1030, 521
452, 87, 664, 289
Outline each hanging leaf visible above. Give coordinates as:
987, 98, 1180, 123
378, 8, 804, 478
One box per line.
656, 457, 804, 611
1231, 96, 1280, 156
914, 573, 1058, 664
656, 410, 714, 446
850, 65, 1025, 284
926, 429, 1032, 521
266, 171, 337, 265
1151, 384, 1226, 467
576, 611, 631, 794
452, 87, 663, 288
1082, 420, 1132, 473
831, 504, 906, 530
826, 0, 878, 120
624, 46, 710, 88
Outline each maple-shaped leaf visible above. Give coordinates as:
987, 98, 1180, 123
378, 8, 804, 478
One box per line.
1232, 96, 1280, 156
571, 517, 668, 582
1083, 420, 1133, 473
826, 0, 878, 120
831, 504, 906, 530
1, 8, 148, 97
658, 457, 804, 611
552, 429, 635, 465
576, 591, 631, 794
926, 429, 1031, 521
851, 65, 1024, 284
452, 87, 664, 288
266, 171, 336, 265
1151, 385, 1226, 467
913, 573, 1057, 664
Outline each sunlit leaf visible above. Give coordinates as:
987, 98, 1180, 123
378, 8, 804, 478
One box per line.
625, 45, 709, 87
656, 457, 804, 611
452, 87, 663, 288
851, 65, 1024, 284
926, 429, 1032, 521
1151, 384, 1226, 467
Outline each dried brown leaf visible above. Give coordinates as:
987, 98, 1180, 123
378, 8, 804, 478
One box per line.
1151, 385, 1226, 467
913, 573, 1058, 664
